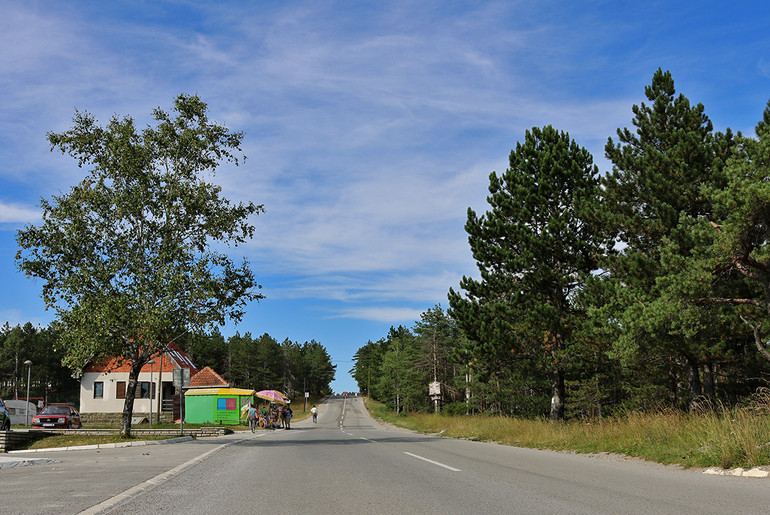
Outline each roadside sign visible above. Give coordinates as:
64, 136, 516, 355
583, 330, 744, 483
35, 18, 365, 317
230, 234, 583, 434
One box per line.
429, 381, 441, 396
173, 368, 191, 387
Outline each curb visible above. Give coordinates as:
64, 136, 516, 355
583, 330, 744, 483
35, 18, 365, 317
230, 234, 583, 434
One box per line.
7, 436, 194, 454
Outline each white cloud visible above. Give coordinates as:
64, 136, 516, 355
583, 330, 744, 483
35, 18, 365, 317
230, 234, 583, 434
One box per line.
333, 306, 424, 324
4, 1, 765, 349
0, 202, 40, 224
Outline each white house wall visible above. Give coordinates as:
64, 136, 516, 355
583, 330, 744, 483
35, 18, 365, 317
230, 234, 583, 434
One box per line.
80, 371, 164, 414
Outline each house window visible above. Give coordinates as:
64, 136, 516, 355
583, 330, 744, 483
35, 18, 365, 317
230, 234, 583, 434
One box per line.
138, 382, 156, 399
116, 381, 126, 399
94, 381, 104, 399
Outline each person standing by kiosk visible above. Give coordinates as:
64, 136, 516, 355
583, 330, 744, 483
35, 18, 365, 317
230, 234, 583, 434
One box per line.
248, 403, 258, 433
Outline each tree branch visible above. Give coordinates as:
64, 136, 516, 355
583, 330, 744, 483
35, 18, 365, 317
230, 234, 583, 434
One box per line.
693, 297, 765, 309
739, 316, 770, 363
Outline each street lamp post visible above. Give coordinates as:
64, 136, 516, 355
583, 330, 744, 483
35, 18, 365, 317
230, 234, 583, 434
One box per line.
148, 359, 155, 426
24, 360, 32, 426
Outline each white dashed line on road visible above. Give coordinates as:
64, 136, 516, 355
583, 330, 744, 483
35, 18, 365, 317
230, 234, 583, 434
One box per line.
404, 451, 461, 472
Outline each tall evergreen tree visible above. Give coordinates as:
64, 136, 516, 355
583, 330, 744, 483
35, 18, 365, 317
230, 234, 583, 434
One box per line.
449, 125, 613, 420
692, 101, 770, 366
0, 322, 78, 402
351, 339, 384, 398
377, 326, 423, 413
302, 340, 336, 395
253, 333, 283, 390
602, 69, 734, 408
181, 327, 228, 377
413, 305, 461, 403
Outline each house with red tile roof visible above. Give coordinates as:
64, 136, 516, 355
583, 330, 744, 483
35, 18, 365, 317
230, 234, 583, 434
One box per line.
189, 366, 229, 388
79, 342, 199, 424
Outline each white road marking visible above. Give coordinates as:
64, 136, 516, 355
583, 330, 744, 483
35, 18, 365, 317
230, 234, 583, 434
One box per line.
339, 397, 347, 428
79, 433, 266, 514
404, 451, 461, 472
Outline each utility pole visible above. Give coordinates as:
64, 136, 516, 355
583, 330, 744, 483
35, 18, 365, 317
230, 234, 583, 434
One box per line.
24, 360, 32, 426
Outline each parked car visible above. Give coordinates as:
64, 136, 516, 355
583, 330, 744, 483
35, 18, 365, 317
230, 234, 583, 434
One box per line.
31, 403, 82, 429
4, 399, 38, 426
0, 398, 10, 431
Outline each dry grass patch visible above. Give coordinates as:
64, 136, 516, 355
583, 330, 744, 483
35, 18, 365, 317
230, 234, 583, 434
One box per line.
366, 393, 770, 469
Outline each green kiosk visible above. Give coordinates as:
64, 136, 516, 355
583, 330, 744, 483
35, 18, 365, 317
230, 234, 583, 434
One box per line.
184, 387, 256, 425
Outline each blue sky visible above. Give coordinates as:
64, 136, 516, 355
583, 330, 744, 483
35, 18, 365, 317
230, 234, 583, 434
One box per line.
2, 1, 770, 393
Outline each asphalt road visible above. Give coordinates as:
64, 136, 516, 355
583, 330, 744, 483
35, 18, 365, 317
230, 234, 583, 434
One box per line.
2, 396, 770, 514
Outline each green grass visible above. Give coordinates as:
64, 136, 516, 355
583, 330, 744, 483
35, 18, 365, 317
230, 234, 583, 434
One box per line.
366, 391, 770, 469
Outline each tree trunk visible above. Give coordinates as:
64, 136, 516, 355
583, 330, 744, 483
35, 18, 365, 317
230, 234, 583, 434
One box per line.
685, 354, 701, 411
668, 358, 678, 406
743, 317, 770, 363
550, 370, 565, 421
702, 362, 714, 400
120, 361, 143, 437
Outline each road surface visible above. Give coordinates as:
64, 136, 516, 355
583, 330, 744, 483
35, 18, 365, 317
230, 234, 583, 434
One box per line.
2, 396, 770, 514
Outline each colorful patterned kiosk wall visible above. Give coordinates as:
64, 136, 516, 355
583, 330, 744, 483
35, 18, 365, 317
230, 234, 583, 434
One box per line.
184, 388, 255, 424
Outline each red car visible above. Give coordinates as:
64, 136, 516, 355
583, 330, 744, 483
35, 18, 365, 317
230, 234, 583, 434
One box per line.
31, 404, 82, 429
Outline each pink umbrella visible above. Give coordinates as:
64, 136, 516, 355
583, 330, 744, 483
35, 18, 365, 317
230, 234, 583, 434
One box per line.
255, 390, 287, 405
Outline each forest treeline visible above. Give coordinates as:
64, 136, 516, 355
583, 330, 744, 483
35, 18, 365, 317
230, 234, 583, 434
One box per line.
0, 322, 336, 402
351, 69, 770, 420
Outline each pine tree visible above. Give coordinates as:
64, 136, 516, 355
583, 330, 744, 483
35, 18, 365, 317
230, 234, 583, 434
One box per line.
449, 126, 613, 420
693, 101, 770, 366
602, 69, 734, 409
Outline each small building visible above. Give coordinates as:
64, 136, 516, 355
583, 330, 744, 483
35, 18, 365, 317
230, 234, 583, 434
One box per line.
79, 343, 198, 424
184, 388, 255, 425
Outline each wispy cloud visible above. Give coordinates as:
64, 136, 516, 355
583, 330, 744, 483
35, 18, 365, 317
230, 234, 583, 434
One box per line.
0, 202, 40, 224
3, 1, 769, 348
333, 306, 424, 324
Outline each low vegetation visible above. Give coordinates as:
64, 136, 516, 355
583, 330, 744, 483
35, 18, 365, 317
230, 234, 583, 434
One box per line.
366, 392, 770, 470
22, 433, 176, 451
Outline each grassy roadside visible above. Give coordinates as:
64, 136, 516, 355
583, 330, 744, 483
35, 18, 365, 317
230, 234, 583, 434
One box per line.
365, 394, 770, 470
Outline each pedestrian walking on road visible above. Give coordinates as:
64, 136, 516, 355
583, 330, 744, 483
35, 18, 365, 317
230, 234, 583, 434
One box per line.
311, 405, 318, 423
248, 404, 258, 433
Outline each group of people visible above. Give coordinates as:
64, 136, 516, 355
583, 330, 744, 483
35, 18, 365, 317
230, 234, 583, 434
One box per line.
246, 402, 321, 431
247, 403, 293, 432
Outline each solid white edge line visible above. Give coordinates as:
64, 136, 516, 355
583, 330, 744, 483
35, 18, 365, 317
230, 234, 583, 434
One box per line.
79, 434, 265, 514
404, 451, 461, 472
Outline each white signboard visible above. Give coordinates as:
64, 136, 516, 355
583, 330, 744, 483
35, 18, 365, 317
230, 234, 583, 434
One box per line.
429, 381, 441, 396
173, 368, 191, 387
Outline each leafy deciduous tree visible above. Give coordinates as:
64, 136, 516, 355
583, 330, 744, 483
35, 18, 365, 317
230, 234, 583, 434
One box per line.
16, 94, 263, 435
